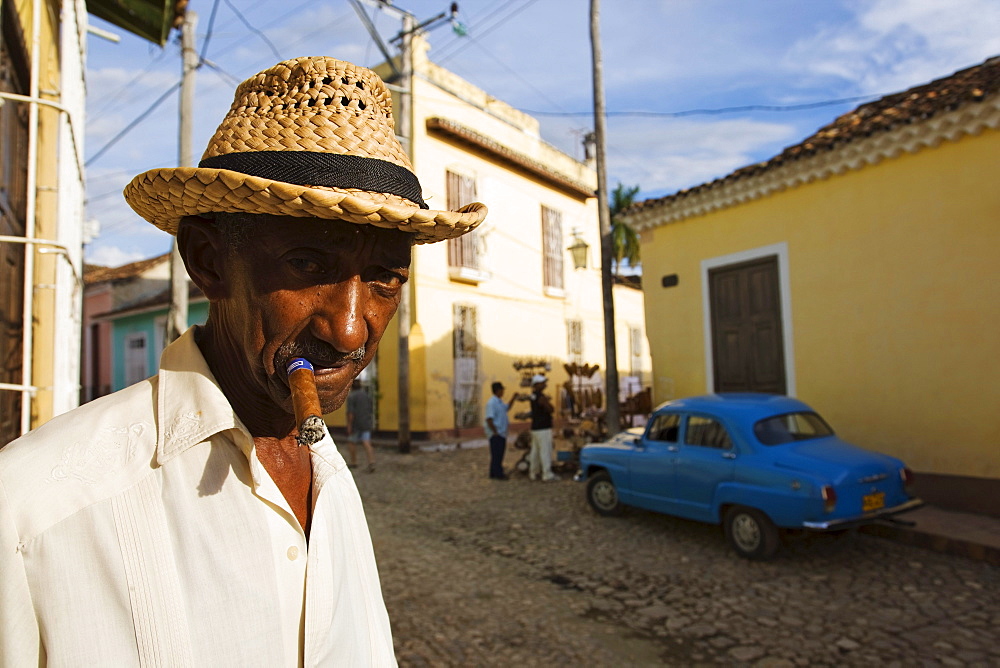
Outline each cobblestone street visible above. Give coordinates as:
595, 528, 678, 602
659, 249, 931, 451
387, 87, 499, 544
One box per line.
353, 443, 1000, 667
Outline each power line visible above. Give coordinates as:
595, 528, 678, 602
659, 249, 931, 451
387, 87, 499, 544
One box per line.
201, 58, 242, 87
198, 0, 223, 61
209, 0, 318, 61
519, 94, 882, 118
463, 37, 569, 114
222, 0, 282, 61
89, 48, 170, 119
433, 0, 524, 61
85, 80, 181, 167
437, 0, 543, 65
244, 7, 355, 66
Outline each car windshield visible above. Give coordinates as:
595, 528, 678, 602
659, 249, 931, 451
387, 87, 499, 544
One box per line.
753, 412, 834, 445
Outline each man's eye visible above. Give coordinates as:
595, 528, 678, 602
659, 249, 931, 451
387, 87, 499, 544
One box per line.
288, 258, 323, 274
375, 272, 403, 287
368, 269, 407, 290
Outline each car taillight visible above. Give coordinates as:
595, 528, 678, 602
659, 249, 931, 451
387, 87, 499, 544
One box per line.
821, 485, 837, 513
900, 467, 914, 488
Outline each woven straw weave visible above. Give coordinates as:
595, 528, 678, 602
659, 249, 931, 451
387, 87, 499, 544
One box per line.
124, 56, 486, 243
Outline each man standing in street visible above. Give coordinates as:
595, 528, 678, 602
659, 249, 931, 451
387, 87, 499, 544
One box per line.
528, 374, 557, 481
346, 380, 377, 473
484, 381, 514, 480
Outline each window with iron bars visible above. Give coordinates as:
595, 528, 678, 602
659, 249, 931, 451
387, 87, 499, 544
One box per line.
452, 304, 480, 429
446, 170, 479, 270
566, 319, 583, 364
541, 205, 564, 291
629, 326, 643, 376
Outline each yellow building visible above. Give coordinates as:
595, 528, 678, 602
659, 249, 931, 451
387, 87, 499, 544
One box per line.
0, 1, 178, 446
328, 36, 651, 441
623, 56, 1000, 516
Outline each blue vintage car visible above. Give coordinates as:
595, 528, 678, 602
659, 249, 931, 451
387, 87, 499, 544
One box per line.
577, 393, 922, 559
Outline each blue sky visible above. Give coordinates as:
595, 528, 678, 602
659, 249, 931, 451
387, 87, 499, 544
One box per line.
83, 0, 1000, 266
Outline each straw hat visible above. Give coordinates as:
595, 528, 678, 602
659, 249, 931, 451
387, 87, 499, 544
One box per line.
124, 56, 487, 243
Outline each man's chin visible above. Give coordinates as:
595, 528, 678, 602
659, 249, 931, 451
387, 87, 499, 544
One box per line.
320, 390, 350, 416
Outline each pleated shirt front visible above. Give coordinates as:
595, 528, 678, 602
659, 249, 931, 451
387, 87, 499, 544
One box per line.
0, 328, 396, 667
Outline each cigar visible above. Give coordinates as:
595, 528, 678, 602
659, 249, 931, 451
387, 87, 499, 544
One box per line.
286, 358, 325, 447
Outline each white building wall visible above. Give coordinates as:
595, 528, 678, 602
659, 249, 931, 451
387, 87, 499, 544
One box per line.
51, 0, 87, 416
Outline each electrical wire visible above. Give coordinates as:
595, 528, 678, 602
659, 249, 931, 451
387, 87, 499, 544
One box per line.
198, 0, 223, 62
88, 48, 170, 119
269, 7, 358, 60
433, 0, 525, 61
458, 36, 570, 114
209, 0, 319, 61
201, 59, 242, 87
519, 94, 882, 118
437, 0, 543, 64
222, 0, 282, 61
85, 80, 181, 167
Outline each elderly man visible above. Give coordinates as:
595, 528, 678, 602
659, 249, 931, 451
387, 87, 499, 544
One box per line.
0, 57, 485, 665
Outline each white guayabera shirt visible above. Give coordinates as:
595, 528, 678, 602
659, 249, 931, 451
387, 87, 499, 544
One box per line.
0, 328, 396, 667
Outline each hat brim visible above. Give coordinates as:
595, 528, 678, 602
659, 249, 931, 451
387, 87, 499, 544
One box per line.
123, 167, 487, 243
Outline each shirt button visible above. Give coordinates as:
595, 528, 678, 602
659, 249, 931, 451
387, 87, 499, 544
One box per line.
287, 546, 299, 561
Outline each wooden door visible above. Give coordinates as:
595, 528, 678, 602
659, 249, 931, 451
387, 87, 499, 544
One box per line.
709, 256, 786, 394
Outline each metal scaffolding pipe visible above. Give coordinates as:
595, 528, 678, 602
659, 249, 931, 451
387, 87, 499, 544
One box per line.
19, 0, 43, 435
1, 0, 84, 437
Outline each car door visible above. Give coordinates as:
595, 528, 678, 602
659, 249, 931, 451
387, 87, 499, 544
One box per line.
627, 412, 681, 514
672, 414, 737, 522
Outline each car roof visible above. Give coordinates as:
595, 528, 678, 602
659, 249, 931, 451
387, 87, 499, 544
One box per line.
652, 393, 814, 423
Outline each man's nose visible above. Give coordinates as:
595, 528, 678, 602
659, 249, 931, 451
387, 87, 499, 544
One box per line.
309, 277, 368, 353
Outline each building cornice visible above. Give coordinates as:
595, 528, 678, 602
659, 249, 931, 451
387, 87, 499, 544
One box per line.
426, 117, 596, 200
627, 92, 1000, 232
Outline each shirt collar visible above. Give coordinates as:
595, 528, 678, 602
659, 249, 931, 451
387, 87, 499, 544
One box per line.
156, 327, 250, 465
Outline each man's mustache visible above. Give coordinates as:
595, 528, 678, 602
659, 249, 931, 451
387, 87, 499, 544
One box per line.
277, 341, 367, 368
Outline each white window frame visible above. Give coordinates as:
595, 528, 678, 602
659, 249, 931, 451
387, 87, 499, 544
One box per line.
123, 331, 149, 387
566, 319, 583, 364
541, 205, 564, 296
446, 169, 489, 284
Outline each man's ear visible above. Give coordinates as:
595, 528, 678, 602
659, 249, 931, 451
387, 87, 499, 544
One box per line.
177, 216, 228, 301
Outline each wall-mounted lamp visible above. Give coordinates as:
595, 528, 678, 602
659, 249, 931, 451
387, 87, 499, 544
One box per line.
567, 231, 589, 270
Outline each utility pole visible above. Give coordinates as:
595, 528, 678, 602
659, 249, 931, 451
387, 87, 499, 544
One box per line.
396, 11, 415, 453
590, 0, 621, 433
360, 1, 460, 453
166, 10, 196, 343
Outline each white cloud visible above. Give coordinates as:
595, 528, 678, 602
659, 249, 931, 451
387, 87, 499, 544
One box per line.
85, 244, 149, 267
85, 67, 177, 115
605, 117, 800, 196
786, 0, 1000, 94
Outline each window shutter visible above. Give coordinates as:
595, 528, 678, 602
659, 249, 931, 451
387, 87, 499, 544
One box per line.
447, 171, 479, 270
541, 206, 563, 290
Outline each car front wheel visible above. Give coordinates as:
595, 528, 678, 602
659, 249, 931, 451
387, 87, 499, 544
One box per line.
586, 471, 623, 516
724, 506, 779, 560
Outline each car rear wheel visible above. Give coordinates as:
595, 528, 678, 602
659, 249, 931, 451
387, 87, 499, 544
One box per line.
724, 506, 779, 560
586, 471, 623, 516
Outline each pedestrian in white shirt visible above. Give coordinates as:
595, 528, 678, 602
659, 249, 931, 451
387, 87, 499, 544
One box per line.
0, 56, 486, 666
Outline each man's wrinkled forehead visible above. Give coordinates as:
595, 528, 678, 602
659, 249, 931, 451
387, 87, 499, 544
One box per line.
211, 211, 413, 261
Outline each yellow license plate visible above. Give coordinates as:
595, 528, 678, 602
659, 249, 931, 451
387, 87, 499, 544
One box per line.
862, 492, 885, 512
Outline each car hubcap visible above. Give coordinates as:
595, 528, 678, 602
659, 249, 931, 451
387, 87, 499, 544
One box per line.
593, 481, 617, 510
732, 513, 761, 551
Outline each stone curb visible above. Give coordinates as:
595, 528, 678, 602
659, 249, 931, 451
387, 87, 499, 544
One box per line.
860, 523, 1000, 566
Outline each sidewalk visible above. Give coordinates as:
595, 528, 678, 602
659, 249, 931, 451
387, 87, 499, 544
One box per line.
860, 504, 1000, 565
